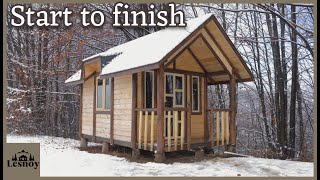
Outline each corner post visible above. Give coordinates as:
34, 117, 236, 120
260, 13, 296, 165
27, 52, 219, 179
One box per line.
131, 73, 138, 157
155, 64, 166, 162
227, 71, 237, 152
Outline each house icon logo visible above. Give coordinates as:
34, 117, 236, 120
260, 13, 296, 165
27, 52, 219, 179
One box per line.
7, 150, 39, 169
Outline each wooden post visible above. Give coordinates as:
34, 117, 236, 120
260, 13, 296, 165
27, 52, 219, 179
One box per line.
221, 111, 225, 145
155, 65, 165, 162
110, 77, 114, 144
131, 73, 138, 151
180, 111, 185, 150
204, 77, 209, 142
144, 111, 148, 150
210, 109, 214, 148
167, 111, 171, 152
187, 103, 192, 150
93, 76, 97, 142
150, 111, 155, 151
226, 111, 230, 145
216, 111, 220, 145
228, 72, 237, 152
174, 111, 178, 151
79, 84, 83, 138
138, 111, 143, 149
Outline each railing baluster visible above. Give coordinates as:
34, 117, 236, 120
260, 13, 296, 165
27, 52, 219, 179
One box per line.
226, 111, 229, 145
150, 111, 154, 151
167, 111, 171, 152
221, 111, 225, 145
144, 111, 148, 150
216, 111, 220, 146
174, 111, 178, 151
138, 111, 143, 149
180, 111, 185, 150
210, 109, 214, 148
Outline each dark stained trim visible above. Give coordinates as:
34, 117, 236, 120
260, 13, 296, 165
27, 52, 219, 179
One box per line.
209, 16, 255, 81
199, 34, 232, 78
84, 71, 97, 82
203, 77, 209, 140
79, 84, 83, 137
153, 71, 157, 108
203, 26, 242, 81
207, 71, 228, 76
184, 74, 188, 144
165, 68, 205, 77
131, 73, 138, 149
110, 77, 114, 144
93, 75, 97, 142
156, 65, 165, 154
95, 111, 111, 114
141, 72, 145, 108
190, 76, 202, 115
100, 63, 159, 79
187, 47, 207, 73
135, 108, 157, 112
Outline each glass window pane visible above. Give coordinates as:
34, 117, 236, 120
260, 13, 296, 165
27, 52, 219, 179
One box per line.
105, 78, 111, 109
175, 92, 182, 105
175, 76, 183, 90
192, 77, 199, 111
97, 79, 103, 108
145, 72, 153, 108
166, 75, 173, 94
165, 96, 173, 107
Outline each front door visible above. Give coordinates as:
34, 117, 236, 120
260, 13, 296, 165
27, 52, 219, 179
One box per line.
164, 73, 184, 141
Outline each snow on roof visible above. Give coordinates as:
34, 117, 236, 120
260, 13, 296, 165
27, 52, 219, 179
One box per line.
65, 70, 81, 84
66, 14, 213, 84
86, 14, 213, 76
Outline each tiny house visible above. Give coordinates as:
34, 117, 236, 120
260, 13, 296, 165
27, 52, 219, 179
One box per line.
65, 14, 254, 162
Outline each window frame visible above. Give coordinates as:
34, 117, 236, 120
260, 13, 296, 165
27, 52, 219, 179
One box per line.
164, 72, 185, 108
96, 77, 112, 111
144, 71, 155, 109
191, 76, 201, 114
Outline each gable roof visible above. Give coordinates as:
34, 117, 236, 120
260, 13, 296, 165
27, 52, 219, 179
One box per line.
65, 13, 254, 84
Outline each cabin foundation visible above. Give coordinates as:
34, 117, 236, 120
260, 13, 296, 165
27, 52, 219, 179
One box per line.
102, 142, 110, 153
80, 137, 88, 148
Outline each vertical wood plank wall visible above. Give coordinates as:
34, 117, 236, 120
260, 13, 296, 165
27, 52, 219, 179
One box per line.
113, 74, 133, 142
82, 77, 94, 135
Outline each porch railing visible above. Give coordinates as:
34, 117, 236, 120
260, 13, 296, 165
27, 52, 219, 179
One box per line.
136, 108, 157, 151
207, 108, 231, 147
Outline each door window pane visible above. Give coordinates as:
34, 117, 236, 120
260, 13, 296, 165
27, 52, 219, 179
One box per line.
165, 96, 173, 107
145, 72, 153, 108
97, 79, 103, 108
166, 75, 173, 94
175, 92, 183, 105
105, 78, 111, 109
192, 77, 199, 112
175, 76, 183, 90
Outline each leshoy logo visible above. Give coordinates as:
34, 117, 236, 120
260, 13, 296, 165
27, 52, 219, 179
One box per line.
7, 150, 40, 169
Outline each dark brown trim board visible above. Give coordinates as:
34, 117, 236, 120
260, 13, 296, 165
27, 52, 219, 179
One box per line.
156, 65, 165, 154
131, 73, 138, 149
110, 77, 114, 144
190, 75, 202, 115
203, 77, 208, 140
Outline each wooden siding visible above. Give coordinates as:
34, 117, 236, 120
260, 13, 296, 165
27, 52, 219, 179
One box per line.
95, 114, 111, 138
113, 74, 133, 142
82, 77, 94, 135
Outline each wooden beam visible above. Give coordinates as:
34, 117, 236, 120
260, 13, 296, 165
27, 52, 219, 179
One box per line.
228, 73, 237, 152
165, 68, 205, 77
131, 73, 138, 149
187, 75, 192, 150
156, 65, 165, 154
187, 48, 207, 73
200, 34, 232, 78
204, 26, 242, 81
164, 34, 202, 68
204, 77, 209, 141
110, 77, 114, 144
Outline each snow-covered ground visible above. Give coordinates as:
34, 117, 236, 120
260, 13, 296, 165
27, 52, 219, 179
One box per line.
7, 134, 314, 177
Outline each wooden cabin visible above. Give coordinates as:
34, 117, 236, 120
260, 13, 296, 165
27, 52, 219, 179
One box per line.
65, 14, 254, 162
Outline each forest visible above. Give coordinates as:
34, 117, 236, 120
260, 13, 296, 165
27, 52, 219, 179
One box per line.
6, 3, 314, 161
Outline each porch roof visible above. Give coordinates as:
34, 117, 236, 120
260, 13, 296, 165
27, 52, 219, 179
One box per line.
65, 13, 254, 85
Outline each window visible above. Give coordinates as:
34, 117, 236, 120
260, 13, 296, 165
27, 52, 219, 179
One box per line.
192, 76, 200, 112
164, 73, 184, 108
96, 77, 112, 110
97, 79, 103, 109
145, 71, 154, 108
